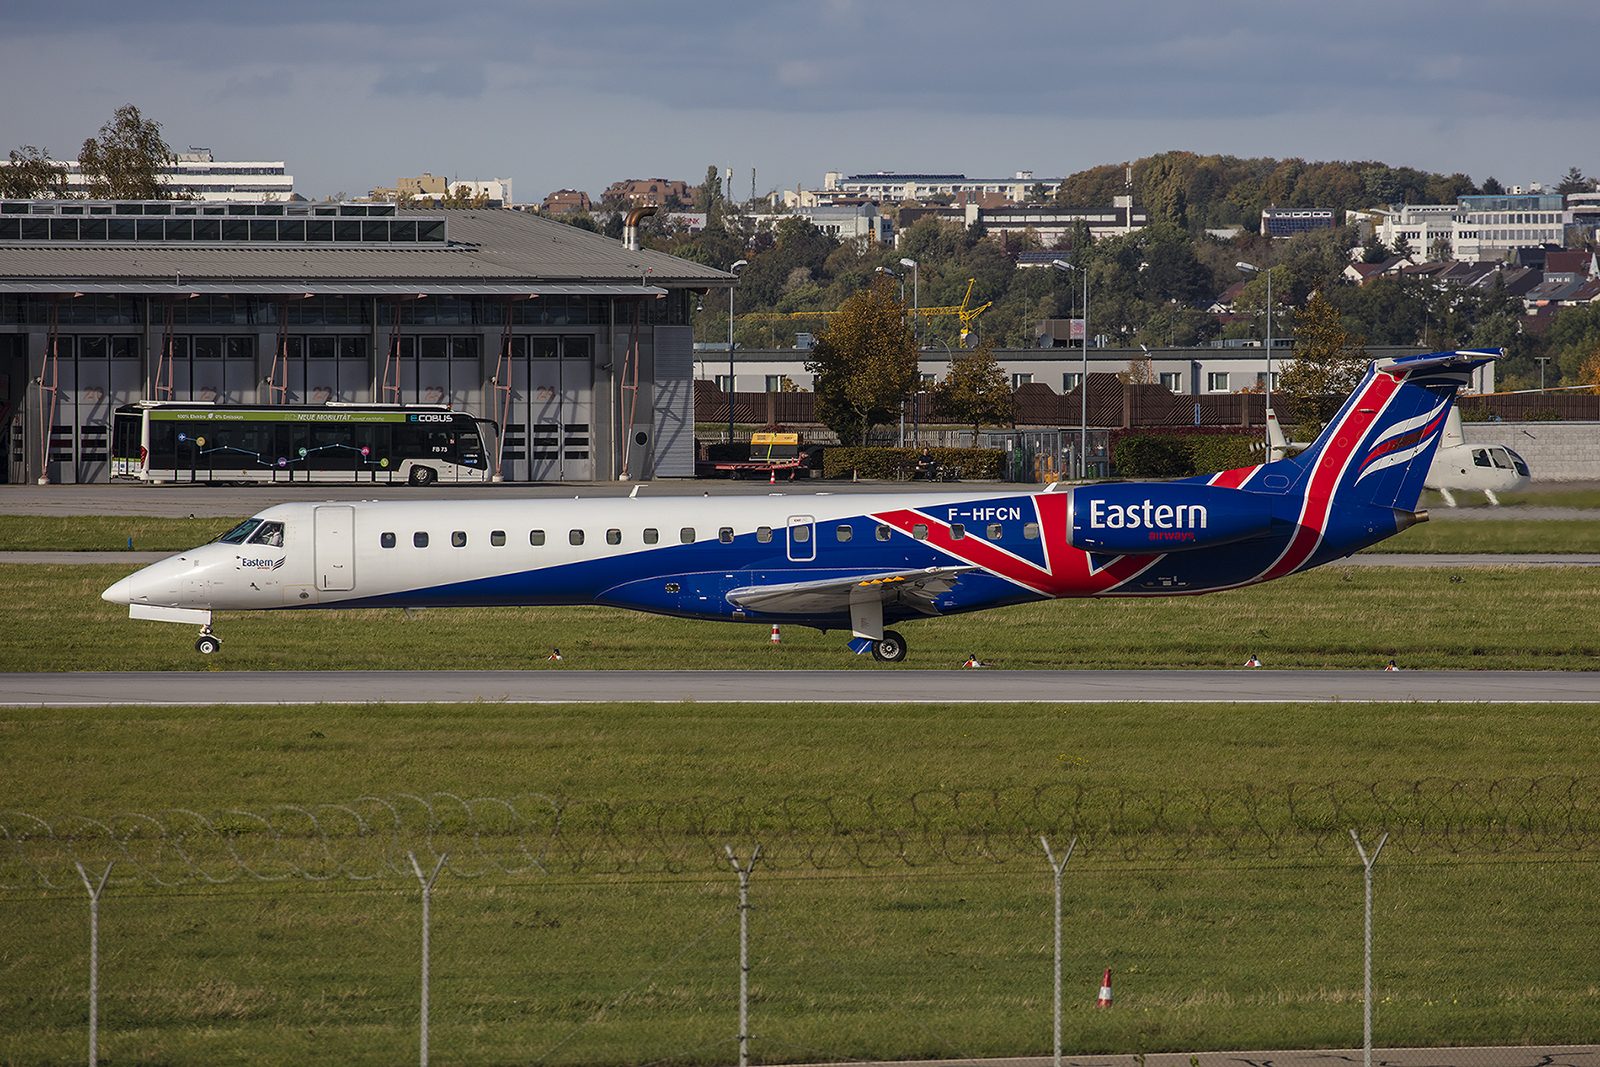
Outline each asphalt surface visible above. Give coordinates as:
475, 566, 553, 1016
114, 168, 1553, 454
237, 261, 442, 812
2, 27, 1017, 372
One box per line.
813, 1048, 1600, 1067
2, 669, 1594, 706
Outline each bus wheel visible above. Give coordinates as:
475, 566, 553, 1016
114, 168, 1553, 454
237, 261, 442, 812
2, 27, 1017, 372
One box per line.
195, 634, 221, 655
409, 466, 437, 487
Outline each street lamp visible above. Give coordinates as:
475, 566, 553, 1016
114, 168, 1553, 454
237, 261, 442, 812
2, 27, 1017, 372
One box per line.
728, 258, 747, 445
1236, 261, 1273, 409
901, 258, 920, 443
1052, 259, 1089, 479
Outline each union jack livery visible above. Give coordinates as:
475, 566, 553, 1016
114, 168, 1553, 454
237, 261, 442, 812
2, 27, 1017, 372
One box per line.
104, 350, 1497, 661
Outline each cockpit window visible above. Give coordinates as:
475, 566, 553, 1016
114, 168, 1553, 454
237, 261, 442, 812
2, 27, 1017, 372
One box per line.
216, 519, 262, 544
1508, 449, 1530, 476
1472, 449, 1491, 468
1488, 448, 1514, 470
248, 521, 285, 547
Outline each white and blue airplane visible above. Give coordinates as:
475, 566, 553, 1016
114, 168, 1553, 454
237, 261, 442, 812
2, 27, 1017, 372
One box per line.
104, 350, 1498, 661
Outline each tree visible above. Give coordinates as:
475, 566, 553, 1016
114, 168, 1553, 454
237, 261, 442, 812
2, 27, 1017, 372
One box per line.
930, 340, 1015, 437
693, 164, 722, 214
77, 104, 182, 200
1556, 167, 1593, 196
1481, 176, 1505, 196
1278, 289, 1369, 427
806, 276, 918, 446
1, 146, 70, 198
1429, 235, 1454, 262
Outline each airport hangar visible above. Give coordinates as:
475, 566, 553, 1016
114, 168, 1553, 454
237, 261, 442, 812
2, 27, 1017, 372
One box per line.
0, 200, 731, 485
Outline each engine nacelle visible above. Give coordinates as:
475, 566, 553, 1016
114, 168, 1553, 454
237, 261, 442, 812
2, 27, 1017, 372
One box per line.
1069, 483, 1274, 554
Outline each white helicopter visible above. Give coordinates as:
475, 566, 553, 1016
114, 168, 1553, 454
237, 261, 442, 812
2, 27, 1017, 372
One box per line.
1265, 406, 1529, 506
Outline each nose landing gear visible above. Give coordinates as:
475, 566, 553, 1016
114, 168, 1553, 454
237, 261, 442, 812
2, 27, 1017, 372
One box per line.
195, 627, 222, 655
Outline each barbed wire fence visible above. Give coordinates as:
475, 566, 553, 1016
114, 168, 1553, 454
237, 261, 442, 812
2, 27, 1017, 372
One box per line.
4, 777, 1599, 1067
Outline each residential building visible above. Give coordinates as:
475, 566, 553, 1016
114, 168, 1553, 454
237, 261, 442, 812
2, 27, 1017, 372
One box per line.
602, 178, 696, 208
814, 171, 1060, 204
542, 189, 593, 214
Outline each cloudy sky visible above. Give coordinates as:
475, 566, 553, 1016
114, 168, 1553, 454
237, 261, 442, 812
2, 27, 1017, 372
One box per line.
4, 1, 1597, 204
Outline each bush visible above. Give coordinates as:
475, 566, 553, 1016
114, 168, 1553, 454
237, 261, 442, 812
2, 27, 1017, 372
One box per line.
1112, 435, 1194, 477
821, 447, 1004, 480
1190, 435, 1262, 475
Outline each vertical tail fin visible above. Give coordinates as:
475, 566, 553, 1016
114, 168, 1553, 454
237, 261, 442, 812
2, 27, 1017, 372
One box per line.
1272, 349, 1500, 512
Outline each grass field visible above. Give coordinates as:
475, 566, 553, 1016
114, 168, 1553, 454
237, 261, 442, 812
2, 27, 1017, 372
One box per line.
4, 561, 1599, 671
2, 700, 1597, 1065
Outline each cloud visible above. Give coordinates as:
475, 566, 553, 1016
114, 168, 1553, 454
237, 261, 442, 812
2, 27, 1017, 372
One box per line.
372, 62, 488, 100
218, 70, 293, 100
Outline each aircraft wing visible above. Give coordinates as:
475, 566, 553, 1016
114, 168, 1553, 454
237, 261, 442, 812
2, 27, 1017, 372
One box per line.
726, 566, 978, 620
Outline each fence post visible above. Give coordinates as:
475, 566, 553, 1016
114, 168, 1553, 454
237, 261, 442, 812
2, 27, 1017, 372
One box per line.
74, 862, 113, 1067
1350, 830, 1388, 1067
408, 851, 448, 1067
1040, 837, 1076, 1067
724, 844, 761, 1067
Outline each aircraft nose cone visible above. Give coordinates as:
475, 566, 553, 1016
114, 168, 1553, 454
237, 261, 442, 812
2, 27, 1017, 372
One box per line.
102, 572, 136, 605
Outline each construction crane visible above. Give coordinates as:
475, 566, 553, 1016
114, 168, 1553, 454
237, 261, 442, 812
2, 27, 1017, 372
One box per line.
734, 278, 993, 345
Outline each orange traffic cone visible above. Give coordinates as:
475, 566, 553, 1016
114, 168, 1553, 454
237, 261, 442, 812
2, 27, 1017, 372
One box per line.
770, 624, 781, 644
769, 468, 776, 484
1244, 653, 1262, 668
1097, 968, 1113, 1008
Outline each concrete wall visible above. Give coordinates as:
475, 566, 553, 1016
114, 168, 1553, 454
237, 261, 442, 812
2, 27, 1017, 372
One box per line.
1462, 422, 1600, 482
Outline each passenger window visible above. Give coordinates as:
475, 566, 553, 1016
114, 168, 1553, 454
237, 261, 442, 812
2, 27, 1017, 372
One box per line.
530, 529, 546, 546
381, 532, 396, 549
913, 524, 928, 540
644, 528, 659, 544
607, 529, 622, 545
792, 525, 811, 543
719, 527, 734, 544
987, 523, 1003, 540
451, 531, 467, 548
490, 530, 506, 547
665, 582, 680, 593
950, 523, 965, 540
876, 525, 891, 541
757, 526, 772, 543
836, 524, 853, 542
1024, 522, 1040, 540
680, 527, 695, 543
1473, 450, 1491, 468
569, 529, 585, 546
413, 532, 429, 548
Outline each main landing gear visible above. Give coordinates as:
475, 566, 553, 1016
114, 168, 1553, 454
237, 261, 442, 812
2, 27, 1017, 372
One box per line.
871, 630, 907, 663
195, 627, 222, 655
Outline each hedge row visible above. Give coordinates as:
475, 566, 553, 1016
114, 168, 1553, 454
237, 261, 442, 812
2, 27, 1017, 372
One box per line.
1111, 432, 1264, 478
822, 447, 1005, 480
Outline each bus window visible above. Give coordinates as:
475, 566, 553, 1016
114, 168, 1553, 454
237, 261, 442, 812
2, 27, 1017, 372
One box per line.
216, 519, 262, 544
249, 522, 285, 547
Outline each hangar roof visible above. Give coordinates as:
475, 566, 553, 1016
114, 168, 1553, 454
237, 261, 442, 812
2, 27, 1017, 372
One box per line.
0, 206, 730, 296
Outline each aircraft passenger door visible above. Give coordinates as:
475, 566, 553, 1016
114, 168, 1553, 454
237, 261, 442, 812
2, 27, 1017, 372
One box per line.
787, 515, 816, 562
314, 505, 356, 591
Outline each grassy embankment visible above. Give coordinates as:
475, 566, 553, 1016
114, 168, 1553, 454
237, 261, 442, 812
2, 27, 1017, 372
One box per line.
1, 699, 1597, 1064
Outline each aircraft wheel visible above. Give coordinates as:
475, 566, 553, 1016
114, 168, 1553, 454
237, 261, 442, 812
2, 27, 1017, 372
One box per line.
195, 634, 221, 655
409, 466, 438, 487
872, 630, 907, 663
